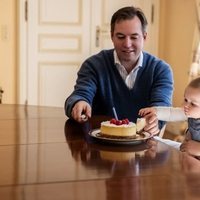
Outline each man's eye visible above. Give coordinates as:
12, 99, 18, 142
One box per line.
117, 35, 125, 39
131, 36, 139, 40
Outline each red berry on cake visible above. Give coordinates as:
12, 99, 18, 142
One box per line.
110, 118, 117, 124
116, 120, 123, 125
110, 118, 130, 126
122, 119, 126, 124
124, 118, 129, 124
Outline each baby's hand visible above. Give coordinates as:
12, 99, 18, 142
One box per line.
180, 139, 200, 157
139, 107, 156, 117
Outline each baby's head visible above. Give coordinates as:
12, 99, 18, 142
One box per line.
183, 77, 200, 118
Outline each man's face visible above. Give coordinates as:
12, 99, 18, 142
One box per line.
111, 16, 147, 66
183, 86, 200, 118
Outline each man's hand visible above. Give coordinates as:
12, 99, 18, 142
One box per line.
71, 101, 91, 123
139, 107, 157, 117
143, 113, 160, 136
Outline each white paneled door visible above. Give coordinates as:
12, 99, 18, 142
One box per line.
18, 0, 159, 107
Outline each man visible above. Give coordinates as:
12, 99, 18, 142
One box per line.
65, 6, 173, 135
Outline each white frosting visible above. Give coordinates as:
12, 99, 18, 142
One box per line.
101, 121, 136, 127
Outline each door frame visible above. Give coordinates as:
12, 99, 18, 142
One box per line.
18, 0, 28, 105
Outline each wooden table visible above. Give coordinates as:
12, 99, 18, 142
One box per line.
0, 104, 200, 200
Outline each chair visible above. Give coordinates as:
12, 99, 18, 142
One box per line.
158, 124, 166, 138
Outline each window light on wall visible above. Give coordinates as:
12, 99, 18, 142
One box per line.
189, 0, 200, 79
189, 42, 200, 79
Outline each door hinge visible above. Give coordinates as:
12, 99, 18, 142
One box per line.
151, 4, 154, 24
25, 0, 28, 21
0, 87, 4, 104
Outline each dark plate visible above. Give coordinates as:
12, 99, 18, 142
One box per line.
88, 129, 153, 145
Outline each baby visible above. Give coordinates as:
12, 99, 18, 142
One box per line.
139, 77, 200, 157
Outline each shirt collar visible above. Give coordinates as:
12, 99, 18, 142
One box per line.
114, 50, 143, 71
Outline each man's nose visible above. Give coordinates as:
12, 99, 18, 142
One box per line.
123, 37, 132, 47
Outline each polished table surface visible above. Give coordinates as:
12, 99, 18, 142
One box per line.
1, 104, 200, 200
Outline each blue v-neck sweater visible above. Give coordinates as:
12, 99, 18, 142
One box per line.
65, 49, 173, 124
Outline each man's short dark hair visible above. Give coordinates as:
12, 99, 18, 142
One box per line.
111, 6, 148, 35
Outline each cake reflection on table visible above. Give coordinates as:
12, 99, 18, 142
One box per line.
100, 150, 145, 161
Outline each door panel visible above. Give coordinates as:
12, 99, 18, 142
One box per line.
39, 63, 79, 107
26, 0, 90, 107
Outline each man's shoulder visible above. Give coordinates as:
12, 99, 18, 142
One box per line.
89, 49, 114, 59
84, 49, 114, 67
80, 49, 115, 72
143, 51, 170, 67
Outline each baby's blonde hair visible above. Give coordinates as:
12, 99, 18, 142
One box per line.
188, 77, 200, 89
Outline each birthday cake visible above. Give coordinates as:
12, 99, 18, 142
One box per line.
100, 118, 146, 138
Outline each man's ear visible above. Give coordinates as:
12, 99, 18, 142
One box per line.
143, 32, 147, 40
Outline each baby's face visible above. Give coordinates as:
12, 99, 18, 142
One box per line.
183, 86, 200, 118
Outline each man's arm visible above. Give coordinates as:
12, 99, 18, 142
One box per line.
150, 62, 174, 108
64, 59, 97, 119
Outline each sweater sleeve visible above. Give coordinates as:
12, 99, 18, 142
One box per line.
150, 61, 174, 107
64, 59, 98, 118
155, 107, 187, 121
142, 55, 174, 129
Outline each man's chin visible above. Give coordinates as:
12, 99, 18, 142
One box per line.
121, 55, 137, 62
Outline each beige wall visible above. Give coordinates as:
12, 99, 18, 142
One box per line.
159, 0, 197, 106
0, 0, 17, 104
